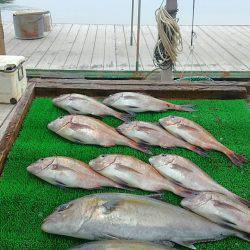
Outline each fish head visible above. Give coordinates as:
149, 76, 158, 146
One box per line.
52, 94, 72, 109
102, 93, 121, 106
149, 154, 176, 167
89, 154, 116, 172
42, 196, 104, 237
181, 192, 213, 210
116, 122, 133, 133
159, 116, 182, 127
47, 116, 72, 132
27, 157, 56, 175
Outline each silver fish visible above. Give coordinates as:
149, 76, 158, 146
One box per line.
47, 115, 149, 154
89, 154, 196, 197
159, 116, 247, 166
42, 193, 249, 249
70, 240, 174, 250
117, 121, 206, 156
27, 156, 122, 189
53, 94, 132, 122
181, 192, 250, 234
149, 154, 250, 207
103, 92, 195, 113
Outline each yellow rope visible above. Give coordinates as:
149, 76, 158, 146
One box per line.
154, 4, 183, 67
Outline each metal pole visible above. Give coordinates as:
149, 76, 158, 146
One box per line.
130, 0, 135, 46
190, 0, 196, 46
135, 0, 142, 71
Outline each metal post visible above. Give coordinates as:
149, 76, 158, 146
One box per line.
161, 0, 178, 82
135, 0, 142, 71
0, 11, 6, 55
130, 0, 135, 46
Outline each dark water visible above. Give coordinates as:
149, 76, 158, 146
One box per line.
0, 0, 249, 25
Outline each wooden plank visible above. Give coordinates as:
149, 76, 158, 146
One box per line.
133, 25, 153, 70
0, 104, 14, 127
25, 24, 63, 68
50, 24, 81, 69
77, 25, 98, 70
36, 24, 72, 69
63, 24, 89, 69
18, 24, 60, 59
203, 26, 250, 67
199, 26, 249, 71
91, 25, 106, 70
3, 23, 15, 44
123, 25, 138, 70
35, 81, 247, 100
0, 83, 35, 174
234, 26, 250, 39
181, 26, 222, 72
103, 25, 117, 70
115, 25, 130, 70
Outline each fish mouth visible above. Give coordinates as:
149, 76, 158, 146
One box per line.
53, 94, 71, 104
27, 158, 56, 175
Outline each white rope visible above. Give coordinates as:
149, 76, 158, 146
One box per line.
153, 3, 183, 68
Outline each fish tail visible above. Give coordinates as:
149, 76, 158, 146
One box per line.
225, 150, 248, 167
189, 146, 208, 157
115, 112, 135, 122
177, 104, 196, 112
235, 231, 250, 242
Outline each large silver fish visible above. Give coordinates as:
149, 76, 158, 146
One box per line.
27, 156, 122, 189
70, 240, 174, 250
159, 116, 247, 166
117, 121, 206, 156
53, 94, 132, 122
149, 154, 249, 207
89, 154, 196, 197
47, 115, 149, 154
42, 193, 249, 249
103, 92, 195, 113
181, 192, 250, 234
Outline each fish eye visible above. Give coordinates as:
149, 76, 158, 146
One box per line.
100, 155, 105, 158
57, 203, 72, 212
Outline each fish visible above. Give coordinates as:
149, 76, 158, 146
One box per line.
42, 193, 249, 249
89, 154, 200, 197
47, 115, 150, 154
27, 156, 122, 189
159, 116, 247, 166
70, 240, 175, 250
53, 94, 132, 122
102, 92, 195, 113
149, 154, 250, 207
117, 121, 206, 156
181, 192, 250, 234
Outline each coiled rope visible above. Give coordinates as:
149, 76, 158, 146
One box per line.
153, 2, 183, 69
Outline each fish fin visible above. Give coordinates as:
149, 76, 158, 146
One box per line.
171, 163, 193, 173
114, 164, 142, 175
178, 104, 196, 112
153, 240, 174, 247
68, 106, 81, 113
232, 195, 250, 208
69, 123, 94, 131
175, 241, 196, 249
190, 146, 209, 157
235, 231, 250, 242
225, 151, 248, 167
129, 141, 152, 154
169, 178, 199, 198
117, 113, 135, 122
137, 125, 158, 134
221, 218, 237, 226
101, 200, 121, 214
213, 200, 245, 213
179, 124, 198, 132
55, 180, 67, 188
102, 233, 121, 240
145, 193, 165, 201
72, 137, 85, 144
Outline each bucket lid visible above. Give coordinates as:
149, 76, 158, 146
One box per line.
13, 9, 50, 16
0, 56, 25, 71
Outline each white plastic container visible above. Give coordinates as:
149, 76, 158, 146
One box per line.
0, 56, 27, 104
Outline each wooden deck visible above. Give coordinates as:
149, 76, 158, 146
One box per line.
3, 23, 250, 77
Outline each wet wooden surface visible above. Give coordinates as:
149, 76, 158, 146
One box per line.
4, 23, 250, 73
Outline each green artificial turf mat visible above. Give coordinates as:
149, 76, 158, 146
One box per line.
0, 98, 249, 250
